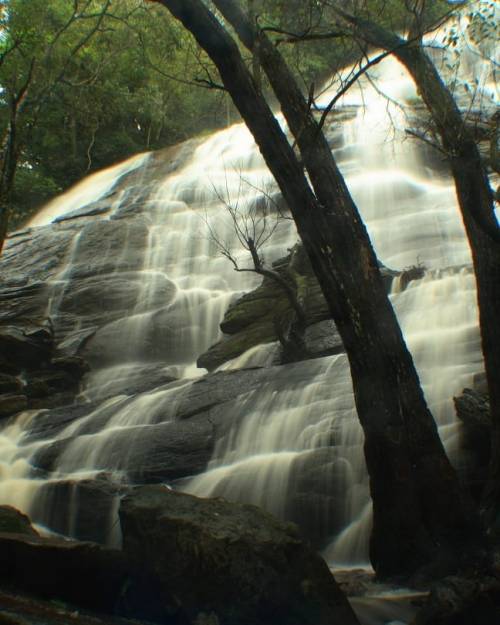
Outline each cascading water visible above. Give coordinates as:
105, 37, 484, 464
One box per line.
0, 26, 494, 599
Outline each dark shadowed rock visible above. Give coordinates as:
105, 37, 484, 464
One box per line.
414, 575, 500, 625
0, 506, 38, 536
120, 485, 360, 625
0, 394, 28, 419
0, 588, 150, 625
0, 532, 129, 613
454, 387, 491, 500
304, 319, 344, 358
0, 373, 23, 394
0, 326, 52, 371
454, 388, 491, 435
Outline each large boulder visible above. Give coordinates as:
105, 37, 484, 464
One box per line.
120, 485, 360, 625
413, 575, 500, 625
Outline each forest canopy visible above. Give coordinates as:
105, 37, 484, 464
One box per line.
0, 0, 493, 229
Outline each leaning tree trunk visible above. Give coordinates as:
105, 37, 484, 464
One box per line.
154, 0, 481, 579
336, 11, 500, 538
396, 50, 500, 538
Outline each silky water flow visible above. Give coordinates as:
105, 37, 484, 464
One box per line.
0, 36, 493, 597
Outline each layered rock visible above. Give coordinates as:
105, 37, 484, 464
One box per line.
0, 324, 88, 418
0, 140, 200, 421
198, 245, 399, 371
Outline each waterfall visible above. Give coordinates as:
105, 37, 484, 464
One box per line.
0, 41, 492, 571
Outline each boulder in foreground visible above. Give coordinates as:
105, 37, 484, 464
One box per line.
120, 485, 360, 625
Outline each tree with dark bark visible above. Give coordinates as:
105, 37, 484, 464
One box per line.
325, 0, 500, 541
150, 0, 482, 579
0, 0, 231, 246
0, 60, 35, 254
0, 0, 113, 251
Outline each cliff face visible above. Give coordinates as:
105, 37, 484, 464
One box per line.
0, 136, 363, 549
0, 86, 485, 571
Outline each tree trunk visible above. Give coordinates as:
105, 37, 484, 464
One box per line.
0, 115, 19, 255
155, 0, 482, 578
336, 11, 500, 538
0, 59, 35, 254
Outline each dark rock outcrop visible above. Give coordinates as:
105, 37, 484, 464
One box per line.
0, 588, 148, 625
0, 326, 52, 371
198, 247, 400, 371
0, 506, 38, 536
120, 485, 360, 625
0, 309, 89, 418
454, 387, 491, 500
0, 394, 28, 418
0, 532, 129, 614
414, 575, 500, 625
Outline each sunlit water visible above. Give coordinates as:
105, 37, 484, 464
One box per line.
0, 23, 495, 609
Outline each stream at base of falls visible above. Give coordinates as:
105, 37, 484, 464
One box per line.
0, 24, 497, 625
333, 567, 427, 625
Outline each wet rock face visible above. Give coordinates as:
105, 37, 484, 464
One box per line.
31, 474, 127, 545
120, 485, 360, 625
0, 149, 195, 419
0, 322, 88, 418
198, 247, 398, 371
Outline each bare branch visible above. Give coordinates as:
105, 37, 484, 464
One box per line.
316, 49, 392, 133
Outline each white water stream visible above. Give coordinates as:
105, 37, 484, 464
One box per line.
0, 26, 496, 603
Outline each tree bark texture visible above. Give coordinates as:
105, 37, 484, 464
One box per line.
337, 11, 500, 538
155, 0, 481, 578
0, 59, 35, 254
